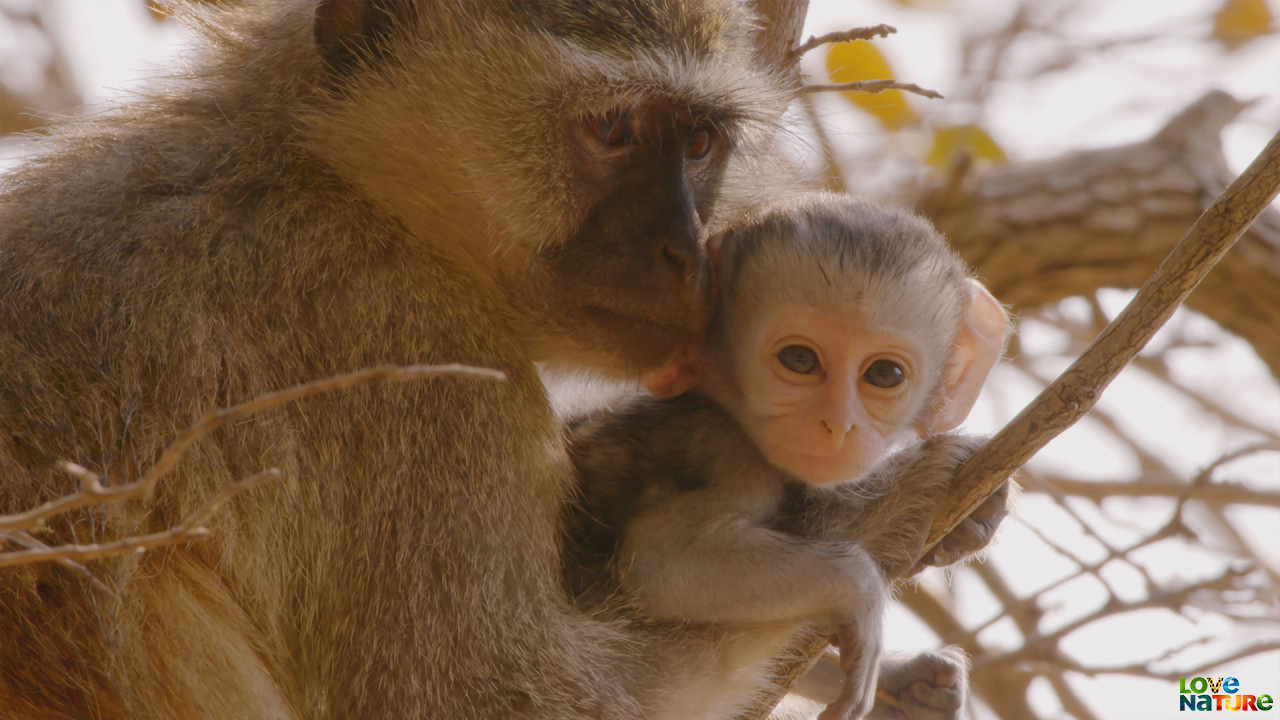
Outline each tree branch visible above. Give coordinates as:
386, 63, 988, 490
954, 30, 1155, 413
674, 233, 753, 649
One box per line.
787, 24, 898, 60
0, 364, 504, 568
801, 79, 944, 100
740, 123, 1280, 719
926, 124, 1280, 550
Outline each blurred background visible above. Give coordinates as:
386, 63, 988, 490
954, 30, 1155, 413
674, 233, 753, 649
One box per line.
2, 1, 1277, 718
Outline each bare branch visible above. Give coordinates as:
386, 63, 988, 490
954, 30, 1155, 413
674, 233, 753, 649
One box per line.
788, 24, 897, 60
0, 530, 112, 594
0, 364, 504, 569
801, 79, 944, 100
0, 470, 277, 569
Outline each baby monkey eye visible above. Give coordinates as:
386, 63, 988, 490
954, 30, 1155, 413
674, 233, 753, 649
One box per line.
863, 359, 905, 388
777, 345, 820, 375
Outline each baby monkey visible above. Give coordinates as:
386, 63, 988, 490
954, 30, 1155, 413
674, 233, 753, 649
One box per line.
564, 193, 1010, 720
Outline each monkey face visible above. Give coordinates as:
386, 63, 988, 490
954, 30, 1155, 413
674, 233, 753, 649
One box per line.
303, 0, 785, 379
730, 305, 938, 485
525, 102, 731, 375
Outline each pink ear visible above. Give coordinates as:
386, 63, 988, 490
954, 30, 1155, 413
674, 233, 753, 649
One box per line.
644, 232, 727, 398
642, 340, 704, 398
917, 280, 1008, 435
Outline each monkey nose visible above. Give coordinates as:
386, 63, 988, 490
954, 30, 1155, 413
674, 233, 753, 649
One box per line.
820, 418, 855, 448
660, 243, 694, 281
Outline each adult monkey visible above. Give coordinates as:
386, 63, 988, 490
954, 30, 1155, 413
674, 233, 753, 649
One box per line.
0, 1, 790, 719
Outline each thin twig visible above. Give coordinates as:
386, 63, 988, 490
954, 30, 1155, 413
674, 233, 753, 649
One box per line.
0, 364, 504, 570
787, 24, 897, 60
0, 469, 278, 569
0, 530, 112, 594
0, 364, 503, 534
802, 79, 944, 100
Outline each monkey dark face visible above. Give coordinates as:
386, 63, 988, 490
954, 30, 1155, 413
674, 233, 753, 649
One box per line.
533, 103, 726, 374
304, 0, 783, 379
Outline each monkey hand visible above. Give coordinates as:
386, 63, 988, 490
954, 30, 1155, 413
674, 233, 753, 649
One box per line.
868, 647, 968, 720
920, 475, 1012, 571
820, 621, 883, 720
875, 432, 1011, 575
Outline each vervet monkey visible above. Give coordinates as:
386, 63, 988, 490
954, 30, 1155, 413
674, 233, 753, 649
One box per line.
565, 194, 1012, 720
0, 2, 791, 718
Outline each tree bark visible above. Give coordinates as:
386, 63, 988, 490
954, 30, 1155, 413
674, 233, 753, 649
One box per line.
918, 91, 1280, 377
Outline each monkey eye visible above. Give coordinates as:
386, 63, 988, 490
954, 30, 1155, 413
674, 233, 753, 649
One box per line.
777, 345, 821, 375
686, 127, 714, 160
863, 359, 905, 389
596, 110, 639, 147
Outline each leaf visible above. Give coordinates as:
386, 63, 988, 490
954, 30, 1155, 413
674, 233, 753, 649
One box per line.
825, 41, 920, 131
1213, 0, 1276, 50
925, 124, 1007, 167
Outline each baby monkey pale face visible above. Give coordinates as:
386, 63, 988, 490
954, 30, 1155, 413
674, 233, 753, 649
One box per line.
740, 303, 937, 484
646, 194, 1009, 490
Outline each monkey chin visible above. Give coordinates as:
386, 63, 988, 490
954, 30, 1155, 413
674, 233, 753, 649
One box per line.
763, 446, 879, 487
530, 307, 698, 379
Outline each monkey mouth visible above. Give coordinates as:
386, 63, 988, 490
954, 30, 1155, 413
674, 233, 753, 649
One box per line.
581, 303, 691, 336
760, 440, 873, 485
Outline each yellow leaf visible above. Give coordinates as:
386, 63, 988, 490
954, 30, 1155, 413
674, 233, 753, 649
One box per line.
1213, 0, 1276, 50
926, 125, 1007, 167
825, 41, 920, 131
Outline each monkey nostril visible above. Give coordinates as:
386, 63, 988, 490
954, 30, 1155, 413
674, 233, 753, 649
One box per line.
661, 244, 693, 280
822, 419, 854, 439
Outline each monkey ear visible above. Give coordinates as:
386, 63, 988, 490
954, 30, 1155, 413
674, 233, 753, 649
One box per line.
314, 0, 413, 74
917, 280, 1009, 435
643, 232, 726, 398
642, 340, 704, 398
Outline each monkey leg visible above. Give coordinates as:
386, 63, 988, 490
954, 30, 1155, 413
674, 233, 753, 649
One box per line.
868, 647, 968, 720
816, 619, 883, 720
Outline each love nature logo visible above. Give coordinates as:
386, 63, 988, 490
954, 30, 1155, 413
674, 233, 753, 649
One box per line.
1179, 675, 1275, 712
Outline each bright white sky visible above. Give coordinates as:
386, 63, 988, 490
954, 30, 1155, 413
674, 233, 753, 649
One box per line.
3, 1, 1278, 718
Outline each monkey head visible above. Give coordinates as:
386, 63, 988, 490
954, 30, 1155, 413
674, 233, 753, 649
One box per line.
647, 194, 1009, 485
306, 0, 788, 378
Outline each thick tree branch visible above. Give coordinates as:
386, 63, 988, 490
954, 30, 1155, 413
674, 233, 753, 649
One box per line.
926, 123, 1280, 549
920, 92, 1280, 377
742, 122, 1280, 719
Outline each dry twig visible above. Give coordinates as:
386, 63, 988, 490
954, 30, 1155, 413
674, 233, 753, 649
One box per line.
0, 364, 504, 569
787, 24, 897, 60
801, 79, 944, 100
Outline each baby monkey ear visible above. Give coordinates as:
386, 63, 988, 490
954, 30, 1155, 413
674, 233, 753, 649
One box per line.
917, 279, 1009, 435
642, 232, 725, 398
642, 340, 704, 397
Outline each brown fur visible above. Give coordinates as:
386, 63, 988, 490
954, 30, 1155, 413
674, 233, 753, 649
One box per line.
561, 197, 1012, 720
0, 1, 788, 718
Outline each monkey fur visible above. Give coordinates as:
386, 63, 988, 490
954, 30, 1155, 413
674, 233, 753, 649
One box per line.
0, 1, 790, 718
563, 196, 1012, 720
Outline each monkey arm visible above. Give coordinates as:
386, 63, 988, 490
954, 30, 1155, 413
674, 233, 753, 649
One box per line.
780, 434, 1010, 579
615, 485, 887, 627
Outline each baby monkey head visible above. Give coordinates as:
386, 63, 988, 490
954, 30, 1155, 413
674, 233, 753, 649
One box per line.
658, 193, 1008, 485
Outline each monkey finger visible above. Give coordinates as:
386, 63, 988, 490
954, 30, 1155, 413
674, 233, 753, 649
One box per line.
969, 479, 1012, 524
819, 679, 875, 720
893, 679, 964, 720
